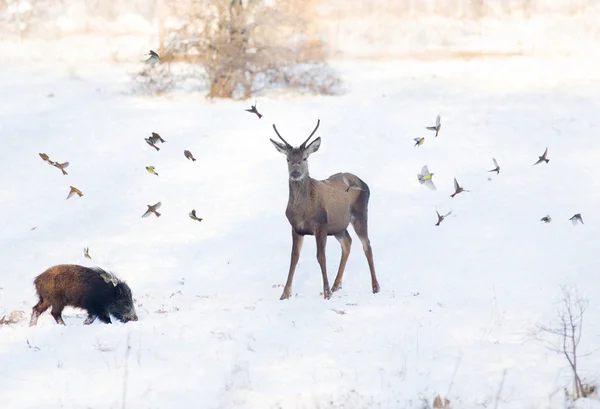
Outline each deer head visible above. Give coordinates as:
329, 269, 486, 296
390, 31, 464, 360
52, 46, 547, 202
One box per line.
270, 119, 321, 181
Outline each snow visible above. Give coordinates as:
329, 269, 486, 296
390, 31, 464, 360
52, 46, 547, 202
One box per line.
1, 56, 600, 408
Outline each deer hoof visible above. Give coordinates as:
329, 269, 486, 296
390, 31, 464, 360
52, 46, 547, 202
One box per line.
279, 289, 291, 300
323, 288, 332, 300
331, 282, 342, 292
372, 282, 380, 294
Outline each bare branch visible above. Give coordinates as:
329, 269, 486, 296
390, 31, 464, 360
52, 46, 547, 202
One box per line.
536, 285, 589, 400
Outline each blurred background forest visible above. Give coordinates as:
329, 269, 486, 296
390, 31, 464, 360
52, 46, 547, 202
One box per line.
1, 0, 598, 97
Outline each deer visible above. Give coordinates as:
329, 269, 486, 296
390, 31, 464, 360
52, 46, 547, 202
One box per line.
269, 119, 380, 300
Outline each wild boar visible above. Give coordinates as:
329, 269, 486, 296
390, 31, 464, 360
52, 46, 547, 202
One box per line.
29, 264, 138, 326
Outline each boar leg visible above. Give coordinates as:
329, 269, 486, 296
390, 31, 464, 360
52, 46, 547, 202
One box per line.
84, 314, 97, 325
29, 298, 50, 327
50, 305, 65, 325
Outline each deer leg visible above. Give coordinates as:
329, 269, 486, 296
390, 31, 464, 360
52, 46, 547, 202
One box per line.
315, 226, 332, 300
351, 219, 380, 294
332, 229, 352, 292
280, 230, 304, 300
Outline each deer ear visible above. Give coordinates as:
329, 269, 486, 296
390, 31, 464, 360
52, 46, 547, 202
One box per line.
305, 137, 321, 155
270, 139, 289, 155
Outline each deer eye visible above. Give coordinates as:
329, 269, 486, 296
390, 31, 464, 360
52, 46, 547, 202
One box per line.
303, 158, 307, 162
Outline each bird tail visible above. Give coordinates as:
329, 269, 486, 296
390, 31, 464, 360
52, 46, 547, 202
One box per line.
156, 211, 161, 217
192, 158, 196, 162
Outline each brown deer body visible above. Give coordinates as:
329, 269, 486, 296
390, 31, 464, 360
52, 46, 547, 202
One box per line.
270, 119, 380, 300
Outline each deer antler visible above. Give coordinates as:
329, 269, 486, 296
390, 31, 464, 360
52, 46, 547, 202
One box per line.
272, 124, 292, 148
300, 119, 320, 148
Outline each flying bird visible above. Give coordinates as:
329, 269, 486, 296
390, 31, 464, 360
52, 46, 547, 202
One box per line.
569, 213, 584, 225
189, 209, 203, 222
66, 186, 83, 199
52, 161, 69, 175
184, 150, 196, 161
245, 101, 263, 119
417, 165, 436, 190
145, 137, 160, 151
450, 178, 469, 198
150, 132, 165, 143
145, 50, 160, 65
540, 215, 552, 223
533, 147, 550, 166
414, 137, 424, 147
83, 247, 91, 259
342, 174, 365, 192
435, 209, 452, 226
146, 166, 159, 176
488, 158, 500, 174
425, 114, 441, 137
39, 153, 54, 165
142, 202, 162, 218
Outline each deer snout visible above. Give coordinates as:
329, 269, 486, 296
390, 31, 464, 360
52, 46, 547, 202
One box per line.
290, 170, 301, 179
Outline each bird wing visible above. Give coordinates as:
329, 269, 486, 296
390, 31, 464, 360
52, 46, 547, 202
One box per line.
492, 158, 498, 168
413, 137, 421, 142
420, 165, 429, 175
424, 179, 436, 190
444, 211, 452, 217
435, 114, 441, 127
453, 178, 459, 191
142, 209, 153, 217
66, 190, 75, 199
425, 126, 436, 131
61, 162, 69, 168
543, 147, 548, 157
154, 202, 162, 210
436, 209, 441, 218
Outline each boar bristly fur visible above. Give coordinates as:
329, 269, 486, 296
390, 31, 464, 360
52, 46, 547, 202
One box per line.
29, 264, 138, 326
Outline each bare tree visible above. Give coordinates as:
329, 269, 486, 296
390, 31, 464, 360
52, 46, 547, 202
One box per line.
131, 63, 177, 96
535, 285, 592, 400
155, 0, 339, 99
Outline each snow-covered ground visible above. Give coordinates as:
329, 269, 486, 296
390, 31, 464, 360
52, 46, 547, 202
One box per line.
1, 57, 600, 408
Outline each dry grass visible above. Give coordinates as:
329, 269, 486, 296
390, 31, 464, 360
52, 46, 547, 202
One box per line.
0, 310, 26, 325
339, 50, 525, 61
